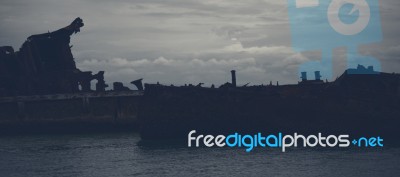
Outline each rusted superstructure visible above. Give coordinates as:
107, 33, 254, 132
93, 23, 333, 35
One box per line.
0, 18, 107, 96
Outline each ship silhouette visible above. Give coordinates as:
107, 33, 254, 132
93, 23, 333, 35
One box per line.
140, 66, 400, 140
0, 18, 399, 142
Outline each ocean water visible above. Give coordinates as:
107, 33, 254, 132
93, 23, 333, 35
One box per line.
0, 133, 399, 177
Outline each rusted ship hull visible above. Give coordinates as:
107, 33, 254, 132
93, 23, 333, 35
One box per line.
138, 73, 400, 141
0, 91, 143, 134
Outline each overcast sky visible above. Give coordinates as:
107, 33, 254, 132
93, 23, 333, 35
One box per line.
1, 0, 399, 88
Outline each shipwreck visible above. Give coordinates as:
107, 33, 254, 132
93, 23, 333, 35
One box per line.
0, 18, 399, 143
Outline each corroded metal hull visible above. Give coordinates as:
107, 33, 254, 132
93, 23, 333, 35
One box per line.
139, 72, 400, 141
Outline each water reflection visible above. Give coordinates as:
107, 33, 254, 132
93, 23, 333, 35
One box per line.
0, 133, 399, 177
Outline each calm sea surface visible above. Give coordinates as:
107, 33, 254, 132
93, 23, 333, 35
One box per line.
0, 132, 399, 177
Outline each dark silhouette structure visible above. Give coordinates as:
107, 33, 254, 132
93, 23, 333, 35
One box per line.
301, 72, 308, 81
139, 68, 400, 140
1, 18, 399, 141
94, 71, 108, 92
113, 82, 130, 91
0, 18, 107, 96
131, 79, 144, 91
231, 70, 237, 87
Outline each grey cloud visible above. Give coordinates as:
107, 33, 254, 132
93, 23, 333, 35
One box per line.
1, 0, 400, 88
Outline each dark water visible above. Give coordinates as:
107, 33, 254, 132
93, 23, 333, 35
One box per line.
0, 133, 399, 177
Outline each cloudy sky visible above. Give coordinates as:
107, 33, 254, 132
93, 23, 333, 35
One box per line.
1, 0, 399, 88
